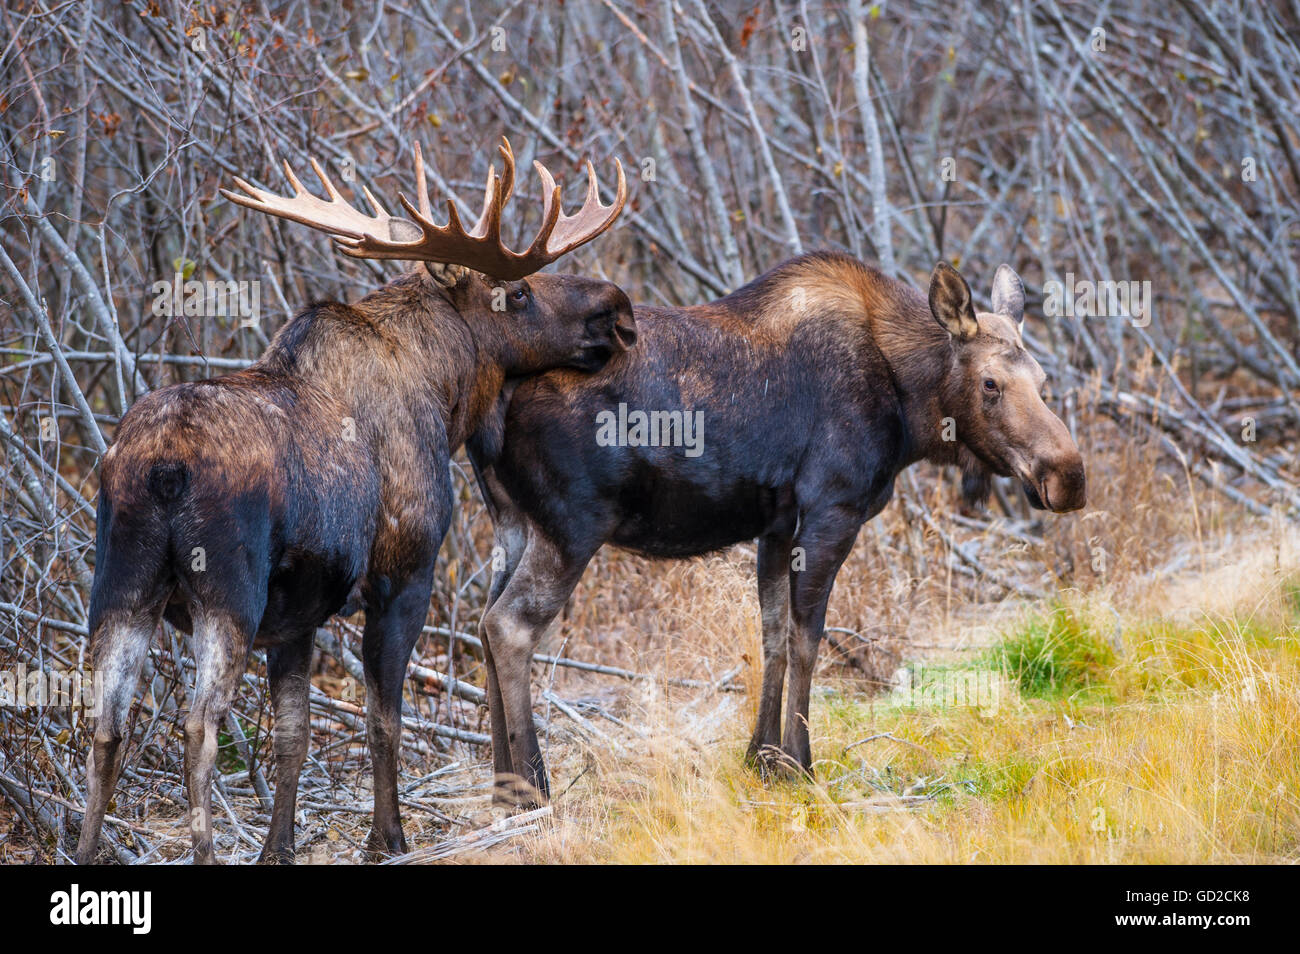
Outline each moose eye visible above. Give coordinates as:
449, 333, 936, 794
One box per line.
510, 288, 528, 304
982, 378, 998, 393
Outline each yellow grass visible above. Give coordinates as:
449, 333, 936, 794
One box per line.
503, 528, 1300, 864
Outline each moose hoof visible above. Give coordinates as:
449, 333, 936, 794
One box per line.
777, 746, 814, 781
363, 829, 408, 861
256, 845, 296, 865
492, 773, 547, 812
747, 744, 811, 782
745, 743, 787, 780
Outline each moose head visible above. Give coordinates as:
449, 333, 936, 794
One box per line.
222, 138, 637, 383
928, 261, 1086, 513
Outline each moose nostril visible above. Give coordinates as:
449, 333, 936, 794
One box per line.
1045, 460, 1087, 512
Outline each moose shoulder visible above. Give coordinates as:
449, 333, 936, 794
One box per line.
469, 251, 1085, 802
76, 140, 632, 865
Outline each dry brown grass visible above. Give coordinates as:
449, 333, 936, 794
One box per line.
489, 518, 1300, 864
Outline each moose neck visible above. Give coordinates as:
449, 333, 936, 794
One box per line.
863, 285, 963, 471
259, 269, 506, 454
392, 272, 512, 451
445, 332, 509, 451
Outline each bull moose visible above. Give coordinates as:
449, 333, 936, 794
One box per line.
75, 140, 633, 864
469, 251, 1085, 802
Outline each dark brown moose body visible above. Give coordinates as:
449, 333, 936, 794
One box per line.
75, 141, 633, 864
468, 251, 1085, 801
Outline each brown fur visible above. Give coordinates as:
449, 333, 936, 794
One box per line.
468, 251, 1085, 800
76, 264, 634, 865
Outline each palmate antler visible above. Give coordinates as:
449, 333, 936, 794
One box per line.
220, 138, 626, 281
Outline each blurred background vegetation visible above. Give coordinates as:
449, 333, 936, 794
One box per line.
1, 0, 1297, 862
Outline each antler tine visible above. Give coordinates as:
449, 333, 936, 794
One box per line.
532, 155, 627, 257
280, 160, 309, 197
360, 184, 390, 220
411, 142, 432, 220
308, 157, 343, 201
496, 138, 516, 206
528, 175, 564, 261
582, 158, 601, 206
225, 140, 626, 280
468, 162, 504, 241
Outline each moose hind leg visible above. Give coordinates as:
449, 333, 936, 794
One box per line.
482, 637, 517, 805
258, 631, 314, 864
74, 614, 154, 864
184, 612, 252, 865
484, 514, 528, 798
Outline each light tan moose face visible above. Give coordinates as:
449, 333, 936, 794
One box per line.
928, 261, 1086, 513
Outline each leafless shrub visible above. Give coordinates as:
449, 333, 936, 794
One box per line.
1, 0, 1295, 860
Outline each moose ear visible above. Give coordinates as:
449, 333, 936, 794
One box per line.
423, 261, 471, 288
990, 263, 1025, 332
928, 261, 979, 340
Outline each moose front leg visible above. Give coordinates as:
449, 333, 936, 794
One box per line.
746, 531, 792, 773
482, 529, 593, 807
360, 568, 436, 858
781, 507, 862, 775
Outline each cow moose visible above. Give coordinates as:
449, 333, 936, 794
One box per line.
468, 251, 1086, 802
74, 140, 634, 864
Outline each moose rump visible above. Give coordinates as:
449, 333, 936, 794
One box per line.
90, 375, 379, 638
82, 374, 382, 865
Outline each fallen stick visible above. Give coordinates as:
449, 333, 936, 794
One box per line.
424, 625, 745, 692
380, 806, 553, 865
541, 689, 615, 745
0, 772, 142, 863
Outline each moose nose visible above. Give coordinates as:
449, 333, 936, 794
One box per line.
1041, 455, 1086, 513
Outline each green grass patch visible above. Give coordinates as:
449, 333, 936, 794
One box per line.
984, 605, 1116, 702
